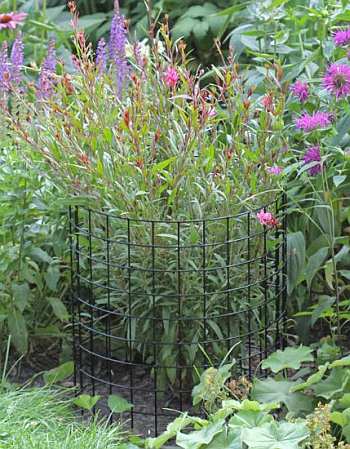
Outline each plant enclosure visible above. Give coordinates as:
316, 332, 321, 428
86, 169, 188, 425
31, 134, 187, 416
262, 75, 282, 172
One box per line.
70, 197, 286, 434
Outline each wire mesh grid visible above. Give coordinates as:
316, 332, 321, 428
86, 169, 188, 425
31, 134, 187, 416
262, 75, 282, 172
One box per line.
69, 197, 287, 435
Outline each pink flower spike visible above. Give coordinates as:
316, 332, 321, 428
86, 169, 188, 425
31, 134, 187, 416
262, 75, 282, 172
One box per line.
295, 111, 332, 132
164, 66, 179, 89
290, 80, 309, 103
267, 165, 282, 175
323, 63, 350, 99
257, 210, 279, 228
0, 12, 27, 30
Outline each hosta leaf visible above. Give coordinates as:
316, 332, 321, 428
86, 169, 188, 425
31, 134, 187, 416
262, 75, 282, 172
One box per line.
242, 421, 309, 449
251, 378, 312, 414
261, 346, 313, 373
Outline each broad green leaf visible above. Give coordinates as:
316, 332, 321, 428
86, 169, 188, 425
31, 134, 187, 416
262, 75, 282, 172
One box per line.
287, 232, 305, 294
242, 421, 309, 449
331, 356, 350, 368
146, 414, 193, 449
339, 394, 350, 409
222, 399, 280, 412
73, 394, 100, 410
8, 308, 28, 354
48, 297, 69, 321
333, 175, 347, 187
261, 346, 313, 373
206, 428, 241, 449
290, 364, 329, 392
176, 420, 224, 449
44, 361, 74, 384
251, 378, 312, 414
29, 247, 52, 264
45, 265, 60, 291
11, 282, 30, 312
107, 394, 133, 413
229, 410, 273, 428
312, 368, 350, 399
305, 248, 328, 288
331, 411, 348, 427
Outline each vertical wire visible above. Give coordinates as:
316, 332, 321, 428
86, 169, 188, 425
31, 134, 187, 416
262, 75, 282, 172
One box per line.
263, 217, 268, 362
106, 215, 112, 399
247, 212, 252, 377
151, 221, 158, 435
202, 220, 207, 367
226, 217, 231, 353
177, 222, 183, 411
127, 219, 134, 429
88, 209, 95, 400
75, 206, 84, 390
282, 193, 288, 349
69, 206, 77, 387
275, 198, 281, 351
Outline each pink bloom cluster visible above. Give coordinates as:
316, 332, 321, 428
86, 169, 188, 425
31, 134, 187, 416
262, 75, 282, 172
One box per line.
303, 145, 322, 176
267, 165, 282, 175
0, 12, 27, 30
295, 111, 332, 132
164, 66, 179, 88
290, 80, 309, 102
257, 210, 279, 228
323, 63, 350, 99
333, 27, 350, 47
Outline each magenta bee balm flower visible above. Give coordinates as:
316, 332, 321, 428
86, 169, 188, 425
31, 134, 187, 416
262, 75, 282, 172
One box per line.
290, 80, 309, 102
0, 12, 27, 30
333, 28, 350, 47
323, 63, 350, 99
303, 146, 322, 176
295, 111, 332, 132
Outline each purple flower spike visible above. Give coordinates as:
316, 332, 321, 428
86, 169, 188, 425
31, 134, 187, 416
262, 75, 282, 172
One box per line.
323, 63, 350, 99
295, 111, 332, 132
333, 28, 350, 47
96, 38, 107, 74
37, 39, 56, 100
0, 41, 10, 93
304, 146, 322, 176
109, 11, 128, 98
10, 33, 24, 85
290, 80, 309, 103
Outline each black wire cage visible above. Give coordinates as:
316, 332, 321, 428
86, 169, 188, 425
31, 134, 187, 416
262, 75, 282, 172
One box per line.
69, 197, 287, 435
